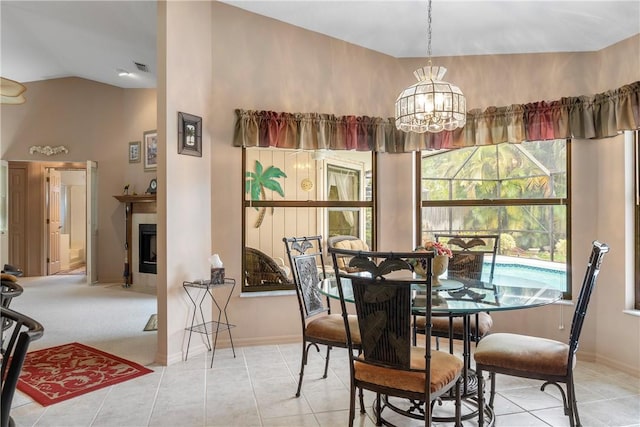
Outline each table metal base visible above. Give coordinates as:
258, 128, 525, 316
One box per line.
381, 393, 495, 426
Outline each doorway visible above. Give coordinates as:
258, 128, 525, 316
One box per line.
7, 161, 96, 280
48, 169, 87, 275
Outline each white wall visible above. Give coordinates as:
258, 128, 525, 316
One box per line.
204, 3, 640, 373
2, 2, 636, 372
158, 0, 213, 365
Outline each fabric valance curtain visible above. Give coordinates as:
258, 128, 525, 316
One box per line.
233, 81, 640, 153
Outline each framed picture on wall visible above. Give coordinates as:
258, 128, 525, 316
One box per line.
178, 112, 202, 157
143, 130, 157, 171
128, 141, 141, 163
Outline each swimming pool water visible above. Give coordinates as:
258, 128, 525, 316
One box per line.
480, 262, 567, 291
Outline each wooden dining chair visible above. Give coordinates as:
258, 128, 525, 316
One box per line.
329, 247, 463, 427
283, 236, 361, 399
1, 307, 44, 427
474, 240, 609, 427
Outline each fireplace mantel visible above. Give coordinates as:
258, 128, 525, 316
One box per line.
114, 194, 157, 287
114, 194, 156, 204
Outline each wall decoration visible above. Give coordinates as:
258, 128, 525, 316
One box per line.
29, 145, 68, 156
300, 178, 314, 192
178, 112, 202, 157
128, 141, 141, 163
143, 130, 157, 171
245, 160, 287, 228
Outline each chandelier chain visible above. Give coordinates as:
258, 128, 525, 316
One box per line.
394, 0, 466, 133
427, 0, 432, 60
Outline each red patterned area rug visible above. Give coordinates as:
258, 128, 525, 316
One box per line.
18, 342, 153, 406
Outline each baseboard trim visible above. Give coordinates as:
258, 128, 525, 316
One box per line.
582, 351, 640, 377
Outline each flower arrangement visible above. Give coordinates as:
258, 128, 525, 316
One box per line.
410, 240, 453, 280
422, 240, 453, 258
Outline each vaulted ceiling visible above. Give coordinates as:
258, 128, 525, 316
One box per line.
1, 1, 638, 89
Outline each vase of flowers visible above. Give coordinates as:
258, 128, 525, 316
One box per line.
411, 241, 453, 286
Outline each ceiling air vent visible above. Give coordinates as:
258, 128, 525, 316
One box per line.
134, 62, 149, 73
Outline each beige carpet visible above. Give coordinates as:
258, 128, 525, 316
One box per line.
10, 275, 157, 366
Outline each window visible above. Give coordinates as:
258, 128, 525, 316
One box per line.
418, 139, 570, 295
243, 148, 376, 292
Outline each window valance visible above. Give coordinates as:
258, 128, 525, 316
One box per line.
233, 81, 640, 153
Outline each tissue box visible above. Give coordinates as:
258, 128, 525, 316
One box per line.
211, 268, 225, 284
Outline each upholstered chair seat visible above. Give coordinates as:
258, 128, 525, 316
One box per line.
306, 314, 361, 344
415, 312, 493, 338
474, 333, 571, 377
354, 347, 463, 394
474, 241, 609, 427
329, 247, 463, 426
283, 235, 363, 402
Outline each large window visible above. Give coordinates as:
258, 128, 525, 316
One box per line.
418, 140, 570, 295
243, 148, 375, 292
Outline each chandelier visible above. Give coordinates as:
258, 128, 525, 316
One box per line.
394, 0, 466, 133
0, 77, 26, 105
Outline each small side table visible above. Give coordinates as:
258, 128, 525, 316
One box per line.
183, 278, 236, 367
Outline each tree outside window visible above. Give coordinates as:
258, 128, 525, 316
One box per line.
419, 139, 570, 294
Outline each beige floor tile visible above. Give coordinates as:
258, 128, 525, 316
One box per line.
206, 399, 262, 426
7, 276, 640, 427
256, 392, 314, 419
262, 413, 320, 426
499, 386, 564, 412
314, 409, 377, 427
495, 411, 554, 426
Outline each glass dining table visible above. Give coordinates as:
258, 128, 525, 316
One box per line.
319, 275, 563, 423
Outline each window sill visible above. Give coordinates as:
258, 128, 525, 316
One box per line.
240, 290, 296, 298
622, 309, 640, 318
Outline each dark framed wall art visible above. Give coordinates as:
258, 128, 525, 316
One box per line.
178, 112, 202, 157
143, 130, 158, 171
129, 141, 141, 163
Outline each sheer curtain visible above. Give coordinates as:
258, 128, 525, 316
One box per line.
327, 169, 357, 227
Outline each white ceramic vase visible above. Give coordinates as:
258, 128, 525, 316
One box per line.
432, 255, 449, 286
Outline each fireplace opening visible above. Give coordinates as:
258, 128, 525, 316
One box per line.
139, 224, 157, 274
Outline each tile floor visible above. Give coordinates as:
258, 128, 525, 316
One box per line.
7, 275, 640, 426
10, 342, 640, 427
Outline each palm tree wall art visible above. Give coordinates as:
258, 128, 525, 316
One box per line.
245, 160, 287, 228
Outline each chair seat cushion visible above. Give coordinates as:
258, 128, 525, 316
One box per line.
474, 333, 570, 376
354, 347, 463, 394
1, 273, 18, 282
415, 312, 493, 337
306, 314, 360, 345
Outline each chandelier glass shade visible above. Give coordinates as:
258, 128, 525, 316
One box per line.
395, 65, 466, 133
394, 0, 466, 133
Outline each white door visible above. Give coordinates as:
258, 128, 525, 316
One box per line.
0, 160, 7, 269
86, 161, 98, 284
47, 169, 62, 275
